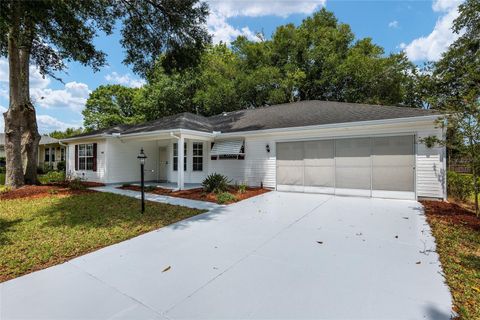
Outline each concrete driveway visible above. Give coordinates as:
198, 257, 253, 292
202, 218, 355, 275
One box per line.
0, 192, 453, 319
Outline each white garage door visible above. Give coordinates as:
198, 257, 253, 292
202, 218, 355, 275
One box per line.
276, 135, 415, 200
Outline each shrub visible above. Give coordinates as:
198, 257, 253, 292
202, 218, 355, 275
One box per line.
447, 171, 473, 201
216, 192, 237, 204
43, 164, 54, 173
68, 178, 86, 190
122, 183, 132, 188
202, 173, 231, 193
145, 185, 156, 192
237, 183, 247, 194
56, 161, 66, 172
0, 185, 11, 194
39, 171, 66, 185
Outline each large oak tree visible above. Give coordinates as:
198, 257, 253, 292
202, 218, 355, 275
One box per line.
0, 0, 210, 188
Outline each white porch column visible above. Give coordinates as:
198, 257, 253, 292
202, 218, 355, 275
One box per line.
178, 136, 185, 190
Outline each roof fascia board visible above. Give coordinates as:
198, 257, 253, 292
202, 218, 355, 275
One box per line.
216, 115, 441, 138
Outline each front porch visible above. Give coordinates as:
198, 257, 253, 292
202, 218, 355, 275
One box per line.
108, 130, 213, 190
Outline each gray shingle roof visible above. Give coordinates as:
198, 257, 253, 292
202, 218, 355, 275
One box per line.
67, 100, 439, 139
0, 133, 59, 145
211, 100, 438, 133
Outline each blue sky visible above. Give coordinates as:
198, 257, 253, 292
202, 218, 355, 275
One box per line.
0, 0, 463, 133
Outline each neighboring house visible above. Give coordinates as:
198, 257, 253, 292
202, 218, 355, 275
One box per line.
62, 100, 446, 200
0, 133, 66, 170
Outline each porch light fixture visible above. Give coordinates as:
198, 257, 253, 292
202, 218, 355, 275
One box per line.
266, 144, 270, 153
137, 148, 147, 213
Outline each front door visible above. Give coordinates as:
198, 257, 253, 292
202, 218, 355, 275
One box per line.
158, 147, 167, 181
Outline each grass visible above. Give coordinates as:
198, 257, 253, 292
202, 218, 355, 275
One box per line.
0, 191, 205, 282
424, 204, 480, 318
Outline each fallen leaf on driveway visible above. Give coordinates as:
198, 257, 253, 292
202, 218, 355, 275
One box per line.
316, 241, 323, 244
162, 266, 171, 272
395, 235, 398, 239
416, 261, 421, 265
402, 217, 409, 219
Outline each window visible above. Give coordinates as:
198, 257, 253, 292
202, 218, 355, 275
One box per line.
193, 142, 203, 171
44, 148, 50, 162
173, 142, 187, 171
60, 148, 65, 161
78, 144, 94, 170
210, 143, 245, 160
51, 148, 56, 162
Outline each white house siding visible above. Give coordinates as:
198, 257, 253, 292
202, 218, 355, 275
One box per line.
211, 120, 446, 198
416, 129, 446, 199
67, 139, 107, 183
244, 139, 276, 187
106, 138, 159, 184
208, 138, 276, 188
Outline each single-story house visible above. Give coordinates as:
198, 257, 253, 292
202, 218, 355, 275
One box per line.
0, 133, 66, 170
61, 100, 446, 200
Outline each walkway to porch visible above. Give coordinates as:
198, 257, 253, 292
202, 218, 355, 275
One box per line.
131, 182, 202, 191
90, 185, 220, 211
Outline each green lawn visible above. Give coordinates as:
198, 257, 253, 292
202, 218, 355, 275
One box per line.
0, 191, 205, 282
423, 201, 480, 319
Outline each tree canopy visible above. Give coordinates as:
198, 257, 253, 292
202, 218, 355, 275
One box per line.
420, 0, 480, 216
84, 8, 422, 130
1, 0, 210, 187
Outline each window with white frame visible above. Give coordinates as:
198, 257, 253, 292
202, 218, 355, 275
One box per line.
173, 142, 187, 171
61, 148, 65, 161
44, 148, 50, 162
78, 144, 94, 170
193, 142, 203, 171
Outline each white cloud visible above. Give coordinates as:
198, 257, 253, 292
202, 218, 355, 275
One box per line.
206, 0, 326, 44
36, 115, 81, 133
388, 20, 399, 28
401, 0, 463, 61
0, 105, 6, 132
432, 0, 462, 12
207, 11, 258, 43
0, 59, 51, 99
31, 81, 91, 113
0, 105, 79, 134
208, 0, 326, 18
104, 72, 146, 88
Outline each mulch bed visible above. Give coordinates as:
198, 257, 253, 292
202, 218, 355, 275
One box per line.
421, 200, 480, 231
0, 185, 94, 201
119, 185, 270, 204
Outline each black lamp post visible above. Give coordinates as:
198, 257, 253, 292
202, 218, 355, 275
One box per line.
137, 148, 147, 213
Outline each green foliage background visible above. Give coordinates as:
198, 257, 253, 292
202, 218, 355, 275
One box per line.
83, 9, 423, 131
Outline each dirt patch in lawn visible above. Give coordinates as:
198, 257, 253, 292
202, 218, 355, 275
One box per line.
0, 185, 93, 201
421, 200, 480, 231
119, 185, 270, 204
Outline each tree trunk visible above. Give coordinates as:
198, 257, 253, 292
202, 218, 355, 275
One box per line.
4, 2, 25, 188
19, 48, 40, 184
